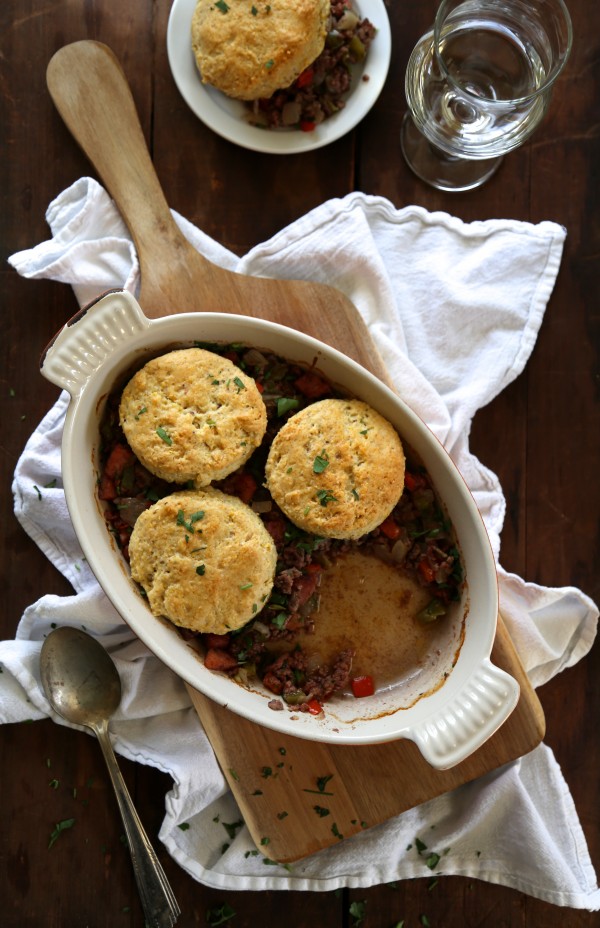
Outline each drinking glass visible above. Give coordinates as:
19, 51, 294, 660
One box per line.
401, 0, 573, 191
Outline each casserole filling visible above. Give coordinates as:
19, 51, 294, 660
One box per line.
98, 344, 464, 714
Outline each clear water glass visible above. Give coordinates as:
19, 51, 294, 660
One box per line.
401, 0, 573, 191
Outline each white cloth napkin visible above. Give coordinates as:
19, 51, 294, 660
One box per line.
5, 177, 599, 908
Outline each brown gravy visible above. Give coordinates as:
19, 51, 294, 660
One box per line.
306, 550, 453, 693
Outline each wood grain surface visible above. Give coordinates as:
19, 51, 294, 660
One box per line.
1, 1, 598, 926
44, 34, 546, 865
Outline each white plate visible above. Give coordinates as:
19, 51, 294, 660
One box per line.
166, 0, 392, 154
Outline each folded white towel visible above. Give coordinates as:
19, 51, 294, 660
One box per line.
5, 178, 599, 908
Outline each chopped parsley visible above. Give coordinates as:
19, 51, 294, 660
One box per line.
176, 509, 205, 532
206, 902, 236, 926
315, 488, 337, 507
156, 426, 172, 445
48, 818, 75, 849
313, 450, 329, 474
233, 376, 246, 391
196, 565, 206, 576
214, 0, 230, 12
276, 397, 299, 417
349, 900, 367, 924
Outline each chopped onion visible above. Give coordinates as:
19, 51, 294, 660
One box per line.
337, 10, 360, 31
391, 538, 410, 564
251, 500, 273, 514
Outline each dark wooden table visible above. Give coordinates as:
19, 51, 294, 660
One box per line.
1, 2, 598, 925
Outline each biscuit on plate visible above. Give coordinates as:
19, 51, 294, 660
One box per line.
129, 488, 277, 634
191, 0, 330, 100
119, 347, 266, 487
265, 398, 405, 539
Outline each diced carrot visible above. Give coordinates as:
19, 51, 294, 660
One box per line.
204, 648, 238, 672
203, 633, 231, 650
104, 443, 136, 479
379, 516, 401, 540
232, 471, 258, 504
98, 473, 117, 500
294, 371, 331, 398
262, 671, 284, 696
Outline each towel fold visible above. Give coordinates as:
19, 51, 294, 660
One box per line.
4, 178, 598, 908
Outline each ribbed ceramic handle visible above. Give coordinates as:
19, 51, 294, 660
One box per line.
40, 290, 148, 396
409, 659, 520, 770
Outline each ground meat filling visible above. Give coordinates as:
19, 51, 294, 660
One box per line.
246, 2, 377, 131
99, 344, 463, 712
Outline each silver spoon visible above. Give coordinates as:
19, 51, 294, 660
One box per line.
40, 625, 180, 927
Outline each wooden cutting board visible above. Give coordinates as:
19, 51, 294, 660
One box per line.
46, 40, 546, 863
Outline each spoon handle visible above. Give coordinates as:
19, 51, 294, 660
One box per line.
94, 722, 180, 927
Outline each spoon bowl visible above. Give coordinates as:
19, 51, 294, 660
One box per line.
40, 625, 121, 728
40, 626, 180, 928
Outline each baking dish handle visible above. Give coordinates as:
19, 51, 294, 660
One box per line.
40, 289, 149, 396
408, 660, 520, 770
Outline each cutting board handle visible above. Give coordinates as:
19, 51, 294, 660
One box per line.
46, 43, 183, 274
46, 40, 235, 317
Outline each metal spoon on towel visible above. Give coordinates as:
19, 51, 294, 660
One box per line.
40, 625, 180, 928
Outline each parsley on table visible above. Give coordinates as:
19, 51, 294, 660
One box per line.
48, 817, 75, 849
206, 902, 235, 926
349, 900, 367, 925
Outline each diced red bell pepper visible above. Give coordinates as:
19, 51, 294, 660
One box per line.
305, 698, 323, 715
351, 675, 375, 698
295, 67, 314, 89
204, 648, 238, 672
418, 560, 436, 584
294, 371, 331, 398
299, 120, 316, 132
404, 471, 427, 492
378, 516, 401, 540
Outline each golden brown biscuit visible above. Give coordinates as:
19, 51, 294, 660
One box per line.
119, 347, 266, 487
191, 0, 330, 100
265, 398, 405, 539
129, 488, 277, 634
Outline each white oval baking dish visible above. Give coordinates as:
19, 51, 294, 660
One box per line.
41, 289, 519, 769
